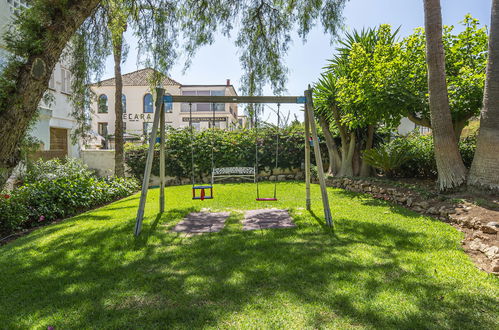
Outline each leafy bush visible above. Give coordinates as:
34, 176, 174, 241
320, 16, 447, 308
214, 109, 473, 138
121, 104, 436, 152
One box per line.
459, 133, 477, 168
0, 158, 139, 236
125, 126, 325, 181
387, 133, 477, 179
362, 143, 411, 177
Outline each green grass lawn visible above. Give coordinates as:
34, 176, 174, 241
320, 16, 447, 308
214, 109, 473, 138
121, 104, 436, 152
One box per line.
0, 182, 498, 329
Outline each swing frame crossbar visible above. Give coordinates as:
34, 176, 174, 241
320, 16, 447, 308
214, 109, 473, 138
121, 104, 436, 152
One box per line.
133, 89, 333, 236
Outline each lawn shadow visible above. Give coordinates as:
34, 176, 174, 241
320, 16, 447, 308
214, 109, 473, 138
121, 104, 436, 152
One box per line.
334, 188, 436, 220
1, 184, 498, 329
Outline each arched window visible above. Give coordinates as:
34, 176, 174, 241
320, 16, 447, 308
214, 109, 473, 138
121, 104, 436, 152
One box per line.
98, 94, 108, 113
163, 93, 173, 113
143, 93, 154, 113
121, 94, 127, 113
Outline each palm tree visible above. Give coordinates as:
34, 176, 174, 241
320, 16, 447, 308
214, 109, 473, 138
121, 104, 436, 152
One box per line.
423, 0, 466, 191
468, 0, 499, 191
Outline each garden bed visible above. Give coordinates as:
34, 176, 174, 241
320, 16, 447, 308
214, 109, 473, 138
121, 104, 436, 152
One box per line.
327, 176, 499, 274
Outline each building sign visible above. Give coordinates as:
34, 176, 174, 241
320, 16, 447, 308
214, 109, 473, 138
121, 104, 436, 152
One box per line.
182, 117, 227, 122
123, 113, 153, 122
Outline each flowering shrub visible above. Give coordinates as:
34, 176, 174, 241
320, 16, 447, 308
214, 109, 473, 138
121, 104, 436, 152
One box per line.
0, 158, 139, 236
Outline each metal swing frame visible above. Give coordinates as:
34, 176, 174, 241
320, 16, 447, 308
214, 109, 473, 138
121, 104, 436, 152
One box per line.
134, 88, 333, 236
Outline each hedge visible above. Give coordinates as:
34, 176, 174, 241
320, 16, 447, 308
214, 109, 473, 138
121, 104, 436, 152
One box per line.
125, 126, 327, 181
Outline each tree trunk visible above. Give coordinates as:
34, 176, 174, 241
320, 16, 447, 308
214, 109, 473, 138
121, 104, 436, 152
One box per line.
0, 0, 101, 187
469, 0, 499, 191
424, 0, 467, 191
113, 31, 125, 177
453, 119, 468, 141
318, 115, 340, 175
338, 132, 356, 177
360, 125, 375, 177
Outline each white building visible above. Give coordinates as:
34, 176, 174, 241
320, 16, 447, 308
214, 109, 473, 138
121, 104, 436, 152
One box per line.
89, 68, 240, 148
0, 0, 79, 159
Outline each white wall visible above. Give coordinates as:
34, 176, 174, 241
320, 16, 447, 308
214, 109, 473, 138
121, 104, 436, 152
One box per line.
0, 1, 80, 158
397, 117, 417, 136
81, 150, 116, 177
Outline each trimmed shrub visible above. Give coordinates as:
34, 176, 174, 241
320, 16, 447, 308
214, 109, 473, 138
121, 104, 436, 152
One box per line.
125, 126, 326, 181
0, 158, 139, 237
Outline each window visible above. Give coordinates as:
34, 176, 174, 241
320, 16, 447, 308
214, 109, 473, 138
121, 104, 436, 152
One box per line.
98, 94, 108, 113
211, 90, 225, 111
181, 90, 225, 112
181, 91, 196, 112
60, 67, 71, 94
98, 122, 108, 137
143, 93, 154, 113
164, 94, 173, 113
196, 90, 210, 111
122, 94, 126, 113
48, 72, 55, 90
143, 122, 153, 137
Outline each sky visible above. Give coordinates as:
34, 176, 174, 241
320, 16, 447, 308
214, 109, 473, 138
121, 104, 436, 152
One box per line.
102, 0, 493, 123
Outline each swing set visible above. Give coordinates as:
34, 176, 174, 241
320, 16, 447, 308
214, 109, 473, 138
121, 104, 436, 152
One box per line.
188, 99, 282, 202
134, 88, 332, 236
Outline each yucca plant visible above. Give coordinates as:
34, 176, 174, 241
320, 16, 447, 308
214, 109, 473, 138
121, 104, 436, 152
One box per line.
362, 143, 411, 177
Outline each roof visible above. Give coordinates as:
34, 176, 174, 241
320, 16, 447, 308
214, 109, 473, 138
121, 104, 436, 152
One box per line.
94, 68, 181, 87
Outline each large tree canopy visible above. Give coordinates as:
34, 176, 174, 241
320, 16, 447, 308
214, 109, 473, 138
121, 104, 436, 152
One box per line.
0, 0, 349, 186
400, 14, 488, 139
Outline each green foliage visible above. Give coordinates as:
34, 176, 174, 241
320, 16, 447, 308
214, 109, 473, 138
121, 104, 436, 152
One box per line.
400, 15, 488, 128
0, 158, 138, 236
315, 25, 404, 131
362, 143, 411, 177
386, 133, 477, 179
125, 126, 323, 181
459, 133, 477, 168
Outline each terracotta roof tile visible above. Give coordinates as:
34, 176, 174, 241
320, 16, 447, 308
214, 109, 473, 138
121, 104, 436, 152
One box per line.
94, 68, 181, 87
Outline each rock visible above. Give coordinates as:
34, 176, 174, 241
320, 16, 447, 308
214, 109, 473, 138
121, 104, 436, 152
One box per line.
397, 196, 408, 203
427, 206, 439, 215
472, 232, 486, 240
469, 239, 483, 251
487, 221, 499, 228
363, 186, 371, 192
371, 187, 379, 193
387, 188, 396, 195
406, 197, 414, 207
379, 188, 386, 194
484, 246, 499, 259
492, 260, 499, 273
413, 206, 424, 213
286, 174, 295, 180
482, 224, 499, 234
415, 201, 429, 209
